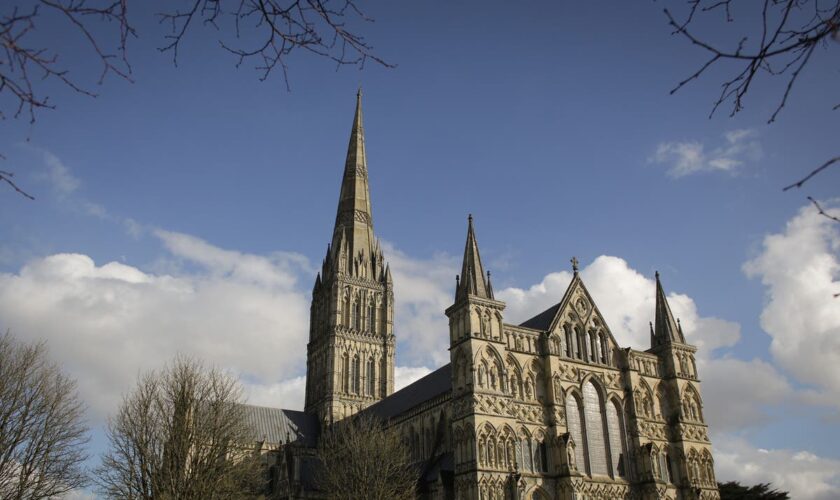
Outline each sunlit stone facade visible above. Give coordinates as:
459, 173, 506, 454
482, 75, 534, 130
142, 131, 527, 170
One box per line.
271, 93, 720, 500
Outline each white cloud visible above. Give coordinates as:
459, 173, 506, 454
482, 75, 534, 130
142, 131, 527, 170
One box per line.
244, 376, 307, 411
0, 235, 312, 418
700, 357, 792, 432
498, 255, 740, 356
714, 437, 840, 500
40, 151, 80, 195
395, 366, 433, 391
651, 128, 762, 178
383, 242, 457, 367
743, 203, 840, 405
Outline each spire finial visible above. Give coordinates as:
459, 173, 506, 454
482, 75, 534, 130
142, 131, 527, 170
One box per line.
653, 271, 682, 345
357, 86, 363, 98
571, 256, 579, 274
455, 215, 491, 301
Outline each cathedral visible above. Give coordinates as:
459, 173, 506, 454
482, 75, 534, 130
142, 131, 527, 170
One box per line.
246, 92, 720, 500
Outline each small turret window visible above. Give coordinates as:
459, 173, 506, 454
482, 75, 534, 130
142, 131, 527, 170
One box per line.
368, 302, 376, 333
353, 300, 361, 331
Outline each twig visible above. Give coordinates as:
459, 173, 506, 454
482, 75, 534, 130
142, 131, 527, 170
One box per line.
783, 157, 840, 191
0, 170, 35, 200
807, 196, 840, 223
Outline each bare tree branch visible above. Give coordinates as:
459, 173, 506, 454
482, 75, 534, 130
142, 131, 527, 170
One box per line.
156, 0, 393, 90
95, 356, 265, 499
1, 0, 134, 199
806, 196, 840, 223
0, 332, 89, 500
0, 170, 34, 200
782, 156, 840, 191
315, 413, 417, 500
665, 1, 840, 219
666, 0, 839, 121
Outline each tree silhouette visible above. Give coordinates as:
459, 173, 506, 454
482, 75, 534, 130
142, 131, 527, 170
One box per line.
665, 0, 839, 217
718, 480, 790, 500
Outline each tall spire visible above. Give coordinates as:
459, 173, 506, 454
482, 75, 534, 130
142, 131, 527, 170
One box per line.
456, 214, 493, 301
331, 89, 375, 264
653, 271, 685, 346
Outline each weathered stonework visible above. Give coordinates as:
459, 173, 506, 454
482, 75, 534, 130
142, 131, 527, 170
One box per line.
270, 93, 720, 500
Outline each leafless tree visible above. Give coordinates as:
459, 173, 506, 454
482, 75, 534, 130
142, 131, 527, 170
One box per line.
664, 0, 840, 217
2, 0, 389, 200
0, 332, 89, 500
315, 413, 417, 500
96, 356, 265, 499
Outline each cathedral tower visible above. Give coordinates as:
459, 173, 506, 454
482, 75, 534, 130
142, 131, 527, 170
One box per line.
643, 273, 717, 499
304, 91, 395, 424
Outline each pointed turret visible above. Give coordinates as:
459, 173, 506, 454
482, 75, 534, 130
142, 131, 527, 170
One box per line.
652, 271, 685, 346
455, 215, 493, 301
331, 88, 375, 270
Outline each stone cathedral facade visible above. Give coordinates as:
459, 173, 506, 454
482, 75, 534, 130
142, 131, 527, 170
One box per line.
257, 93, 720, 500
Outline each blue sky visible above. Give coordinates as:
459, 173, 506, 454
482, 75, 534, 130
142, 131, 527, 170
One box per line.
1, 1, 839, 497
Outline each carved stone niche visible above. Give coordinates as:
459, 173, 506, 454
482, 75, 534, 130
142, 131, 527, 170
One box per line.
559, 432, 580, 476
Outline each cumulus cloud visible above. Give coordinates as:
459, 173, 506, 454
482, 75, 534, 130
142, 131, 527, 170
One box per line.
715, 437, 840, 500
0, 230, 465, 422
743, 203, 840, 406
497, 255, 740, 356
383, 242, 457, 367
0, 236, 312, 418
650, 128, 762, 178
700, 357, 792, 432
395, 366, 433, 390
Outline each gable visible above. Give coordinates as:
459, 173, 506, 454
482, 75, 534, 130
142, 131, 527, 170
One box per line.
518, 275, 622, 349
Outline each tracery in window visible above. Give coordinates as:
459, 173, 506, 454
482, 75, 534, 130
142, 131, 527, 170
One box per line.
565, 393, 587, 473
352, 299, 361, 330
366, 357, 375, 396
367, 301, 376, 332
607, 398, 627, 478
341, 353, 350, 393
352, 354, 361, 394
583, 380, 608, 475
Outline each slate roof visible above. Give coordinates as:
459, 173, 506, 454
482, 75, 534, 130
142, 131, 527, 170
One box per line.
519, 302, 561, 331
365, 364, 452, 420
240, 404, 318, 447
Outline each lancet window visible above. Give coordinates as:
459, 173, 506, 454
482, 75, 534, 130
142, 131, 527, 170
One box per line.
367, 301, 376, 333
366, 357, 376, 396
352, 354, 361, 394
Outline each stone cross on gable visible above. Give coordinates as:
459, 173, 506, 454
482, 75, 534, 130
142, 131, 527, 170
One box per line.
571, 256, 579, 274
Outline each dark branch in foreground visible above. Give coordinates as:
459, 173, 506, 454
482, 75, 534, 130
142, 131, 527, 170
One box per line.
665, 1, 839, 219
665, 0, 839, 122
0, 170, 35, 200
1, 0, 134, 199
157, 0, 393, 90
783, 157, 840, 191
807, 196, 840, 224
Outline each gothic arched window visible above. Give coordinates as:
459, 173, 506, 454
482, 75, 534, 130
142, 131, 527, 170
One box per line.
353, 300, 362, 331
583, 380, 608, 475
343, 290, 351, 327
352, 355, 361, 394
607, 399, 627, 478
564, 324, 573, 358
341, 353, 350, 394
565, 393, 587, 473
574, 326, 585, 360
599, 332, 609, 364
368, 301, 376, 333
366, 357, 375, 396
